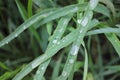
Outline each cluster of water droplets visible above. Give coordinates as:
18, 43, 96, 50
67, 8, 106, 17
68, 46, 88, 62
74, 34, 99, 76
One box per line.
52, 39, 60, 45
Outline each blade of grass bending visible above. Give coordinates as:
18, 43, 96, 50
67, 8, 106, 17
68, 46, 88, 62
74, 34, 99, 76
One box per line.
99, 0, 116, 17
86, 28, 120, 36
0, 9, 52, 47
34, 3, 87, 29
105, 33, 120, 57
0, 3, 86, 47
34, 15, 72, 80
82, 42, 88, 80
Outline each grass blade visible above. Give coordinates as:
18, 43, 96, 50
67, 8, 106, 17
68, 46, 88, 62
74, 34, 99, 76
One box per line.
0, 3, 86, 47
34, 15, 72, 80
105, 33, 120, 57
82, 42, 88, 80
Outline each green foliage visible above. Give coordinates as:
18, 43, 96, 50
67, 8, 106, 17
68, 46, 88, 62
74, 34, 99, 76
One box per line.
0, 0, 120, 80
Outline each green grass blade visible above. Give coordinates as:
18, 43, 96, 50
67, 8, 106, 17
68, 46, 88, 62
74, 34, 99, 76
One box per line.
56, 1, 98, 79
86, 28, 120, 36
13, 30, 77, 80
34, 15, 72, 80
15, 0, 27, 20
94, 4, 110, 18
0, 3, 86, 47
99, 0, 116, 17
82, 42, 88, 80
34, 3, 87, 29
27, 0, 32, 17
0, 66, 21, 80
51, 54, 63, 80
105, 33, 120, 57
34, 60, 50, 80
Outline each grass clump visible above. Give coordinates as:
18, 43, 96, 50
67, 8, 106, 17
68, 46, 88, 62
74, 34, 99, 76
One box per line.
0, 0, 120, 80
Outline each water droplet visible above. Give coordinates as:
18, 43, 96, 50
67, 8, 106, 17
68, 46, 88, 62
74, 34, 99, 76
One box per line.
89, 0, 99, 10
31, 55, 46, 68
53, 39, 57, 44
23, 26, 26, 30
63, 21, 67, 25
79, 30, 83, 33
62, 37, 67, 42
81, 17, 88, 26
77, 19, 82, 24
70, 45, 79, 55
15, 34, 18, 37
114, 40, 117, 42
69, 59, 74, 64
41, 66, 44, 70
62, 71, 67, 77
6, 42, 8, 44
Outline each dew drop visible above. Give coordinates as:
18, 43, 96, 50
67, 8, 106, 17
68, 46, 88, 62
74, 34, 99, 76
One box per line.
79, 30, 83, 33
62, 71, 67, 77
114, 40, 117, 42
23, 26, 26, 30
6, 42, 8, 44
81, 17, 88, 26
41, 66, 44, 70
62, 37, 67, 42
15, 34, 18, 37
69, 59, 74, 64
70, 45, 79, 55
77, 19, 82, 24
53, 39, 57, 44
63, 21, 67, 25
89, 0, 99, 10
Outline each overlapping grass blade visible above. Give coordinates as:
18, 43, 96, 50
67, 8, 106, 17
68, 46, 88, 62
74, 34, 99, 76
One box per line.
56, 0, 99, 79
15, 0, 27, 20
99, 0, 116, 17
86, 27, 120, 36
82, 42, 88, 80
34, 15, 72, 80
0, 3, 87, 47
94, 4, 110, 18
105, 33, 120, 57
13, 30, 77, 80
51, 54, 63, 80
